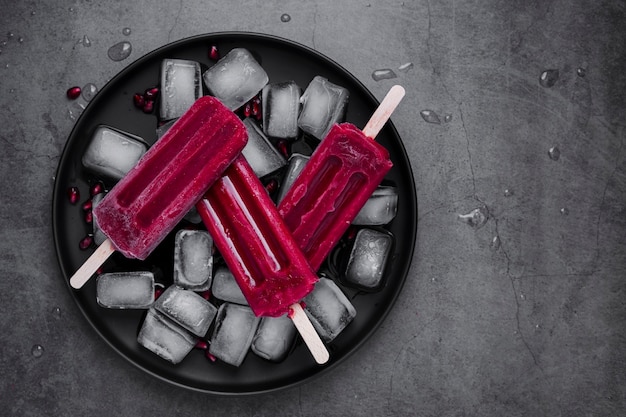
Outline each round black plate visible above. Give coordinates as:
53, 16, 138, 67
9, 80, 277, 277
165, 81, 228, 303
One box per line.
52, 32, 417, 395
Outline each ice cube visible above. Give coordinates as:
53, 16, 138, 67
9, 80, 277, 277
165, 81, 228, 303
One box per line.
96, 271, 154, 309
303, 277, 356, 342
92, 192, 107, 246
81, 125, 147, 180
137, 308, 196, 364
276, 153, 309, 203
298, 76, 349, 140
241, 118, 286, 178
262, 81, 301, 138
209, 303, 261, 367
159, 59, 203, 120
352, 186, 399, 225
153, 285, 217, 337
173, 229, 213, 291
344, 228, 393, 290
211, 266, 248, 305
202, 48, 269, 110
251, 315, 296, 362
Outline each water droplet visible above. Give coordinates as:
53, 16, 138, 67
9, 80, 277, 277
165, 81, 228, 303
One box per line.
107, 41, 132, 61
280, 13, 291, 22
69, 7, 75, 12
420, 109, 441, 124
504, 188, 514, 197
372, 68, 397, 81
560, 207, 569, 216
539, 69, 559, 87
576, 67, 586, 77
458, 206, 489, 229
82, 83, 98, 101
31, 344, 44, 358
52, 307, 61, 317
122, 27, 132, 36
398, 62, 414, 72
490, 235, 501, 251
7, 31, 14, 39
67, 101, 86, 120
81, 35, 91, 47
9, 88, 14, 93
18, 37, 24, 43
548, 146, 561, 161
443, 114, 453, 123
1, 40, 7, 46
31, 10, 36, 16
519, 292, 526, 300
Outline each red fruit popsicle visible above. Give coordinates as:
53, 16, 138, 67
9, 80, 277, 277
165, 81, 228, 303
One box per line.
70, 96, 248, 289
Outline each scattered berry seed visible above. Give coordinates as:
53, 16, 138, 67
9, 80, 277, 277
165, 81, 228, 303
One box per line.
81, 199, 93, 211
142, 100, 154, 114
67, 186, 80, 204
209, 45, 220, 61
89, 182, 104, 196
79, 235, 93, 250
144, 87, 159, 100
84, 211, 93, 224
195, 340, 209, 350
66, 86, 81, 100
133, 93, 145, 108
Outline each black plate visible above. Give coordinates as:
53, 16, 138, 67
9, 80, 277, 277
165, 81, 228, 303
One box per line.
52, 32, 417, 395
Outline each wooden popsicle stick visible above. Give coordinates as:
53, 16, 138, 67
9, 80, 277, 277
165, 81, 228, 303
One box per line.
362, 85, 405, 139
289, 302, 330, 364
70, 238, 116, 289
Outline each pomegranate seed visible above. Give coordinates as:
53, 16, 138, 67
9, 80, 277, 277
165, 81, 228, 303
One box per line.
199, 290, 211, 300
67, 187, 80, 204
209, 45, 219, 61
205, 351, 217, 362
251, 100, 260, 116
89, 182, 104, 196
66, 86, 81, 100
81, 199, 92, 211
264, 179, 278, 194
277, 140, 289, 158
144, 87, 159, 100
133, 93, 145, 108
84, 211, 93, 224
243, 102, 252, 117
195, 340, 209, 350
346, 226, 358, 240
79, 235, 93, 250
96, 267, 104, 275
142, 100, 154, 114
154, 286, 164, 300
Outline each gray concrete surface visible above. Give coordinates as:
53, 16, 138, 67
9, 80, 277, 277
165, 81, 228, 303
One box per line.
1, 0, 625, 416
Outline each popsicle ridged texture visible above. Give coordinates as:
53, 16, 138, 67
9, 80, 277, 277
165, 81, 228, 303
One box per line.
94, 96, 248, 260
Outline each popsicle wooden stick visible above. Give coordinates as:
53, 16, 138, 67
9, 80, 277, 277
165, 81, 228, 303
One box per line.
70, 238, 116, 289
362, 85, 405, 139
289, 302, 330, 364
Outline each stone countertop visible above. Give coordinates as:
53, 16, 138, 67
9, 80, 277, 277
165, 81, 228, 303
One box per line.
1, 1, 625, 416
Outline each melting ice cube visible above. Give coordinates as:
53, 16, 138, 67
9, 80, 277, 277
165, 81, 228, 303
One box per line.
262, 81, 301, 138
209, 303, 261, 367
92, 192, 107, 246
276, 153, 310, 203
173, 229, 213, 291
303, 277, 356, 342
96, 271, 154, 309
153, 285, 217, 337
137, 308, 196, 364
81, 125, 147, 180
159, 59, 203, 121
242, 118, 286, 178
202, 48, 269, 110
211, 266, 248, 305
298, 76, 349, 140
352, 186, 399, 226
251, 315, 297, 362
344, 228, 393, 290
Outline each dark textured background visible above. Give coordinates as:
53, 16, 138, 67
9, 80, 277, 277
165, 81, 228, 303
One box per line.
1, 1, 625, 415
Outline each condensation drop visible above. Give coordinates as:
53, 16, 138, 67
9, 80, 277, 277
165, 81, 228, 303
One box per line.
539, 69, 559, 87
107, 41, 132, 61
548, 146, 561, 161
458, 206, 489, 229
420, 109, 441, 124
18, 37, 24, 43
7, 31, 14, 39
398, 62, 414, 72
31, 344, 44, 358
280, 13, 291, 22
68, 101, 86, 120
52, 307, 61, 317
576, 67, 586, 77
490, 235, 501, 251
122, 27, 132, 36
82, 83, 98, 101
560, 207, 569, 216
81, 35, 91, 47
504, 188, 514, 197
371, 69, 397, 81
443, 114, 453, 123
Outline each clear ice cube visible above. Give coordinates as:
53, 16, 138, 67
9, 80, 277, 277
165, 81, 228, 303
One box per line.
251, 315, 296, 362
81, 125, 147, 180
297, 76, 349, 140
241, 118, 286, 178
276, 153, 309, 203
344, 228, 393, 290
137, 308, 196, 364
209, 303, 261, 367
202, 48, 269, 110
92, 192, 107, 246
352, 186, 399, 225
153, 285, 217, 337
211, 266, 248, 305
262, 81, 301, 138
303, 277, 356, 342
173, 229, 213, 291
96, 271, 154, 309
159, 59, 203, 121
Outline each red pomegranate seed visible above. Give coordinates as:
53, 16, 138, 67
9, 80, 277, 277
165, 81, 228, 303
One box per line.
66, 86, 81, 100
144, 87, 159, 100
277, 140, 289, 158
243, 102, 252, 117
195, 340, 209, 350
133, 93, 145, 108
89, 182, 104, 196
67, 187, 80, 204
84, 211, 93, 224
346, 226, 358, 240
79, 235, 93, 250
81, 199, 92, 211
143, 100, 154, 114
209, 45, 220, 61
205, 351, 217, 362
199, 290, 211, 300
265, 179, 278, 194
154, 286, 164, 300
96, 267, 104, 275
252, 100, 260, 116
